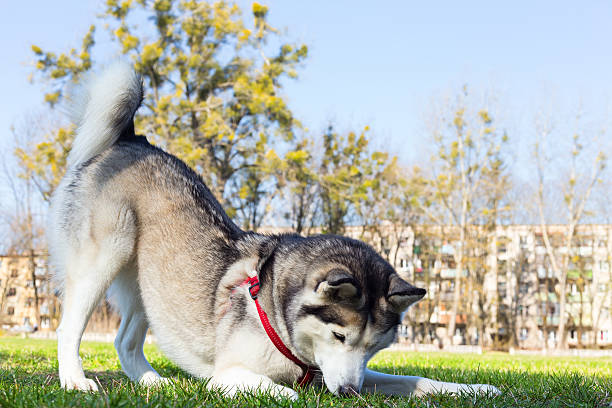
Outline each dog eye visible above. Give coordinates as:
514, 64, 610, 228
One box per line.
333, 331, 346, 343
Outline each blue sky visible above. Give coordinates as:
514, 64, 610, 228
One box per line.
1, 0, 611, 194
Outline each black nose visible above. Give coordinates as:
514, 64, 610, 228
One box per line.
413, 287, 427, 297
338, 385, 359, 396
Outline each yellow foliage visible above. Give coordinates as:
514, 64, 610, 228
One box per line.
25, 0, 308, 218
44, 92, 60, 105
285, 150, 308, 163
239, 185, 249, 200
252, 2, 268, 18
141, 43, 162, 63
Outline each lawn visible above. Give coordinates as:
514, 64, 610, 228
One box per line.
0, 337, 610, 407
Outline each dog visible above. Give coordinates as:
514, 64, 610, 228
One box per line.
48, 62, 500, 399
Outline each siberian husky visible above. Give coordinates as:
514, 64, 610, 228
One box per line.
48, 62, 500, 399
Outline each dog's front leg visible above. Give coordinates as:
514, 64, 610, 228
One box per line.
362, 369, 500, 397
208, 366, 298, 400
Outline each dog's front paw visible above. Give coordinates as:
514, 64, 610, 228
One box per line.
266, 384, 299, 400
460, 383, 501, 396
61, 376, 99, 392
138, 372, 171, 387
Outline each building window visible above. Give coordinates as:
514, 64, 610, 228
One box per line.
519, 327, 528, 340
7, 306, 15, 315
601, 330, 609, 342
10, 269, 18, 278
7, 287, 16, 297
498, 281, 507, 298
23, 317, 30, 326
25, 297, 34, 307
26, 280, 34, 288
41, 317, 50, 329
537, 265, 546, 278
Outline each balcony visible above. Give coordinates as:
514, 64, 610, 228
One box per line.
537, 292, 558, 302
568, 293, 591, 303
438, 292, 455, 302
537, 267, 556, 279
568, 269, 593, 280
537, 316, 560, 326
441, 244, 455, 255
440, 268, 468, 279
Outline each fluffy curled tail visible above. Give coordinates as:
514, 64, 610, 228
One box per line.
66, 61, 142, 168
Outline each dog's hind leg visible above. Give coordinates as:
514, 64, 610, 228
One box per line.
109, 271, 168, 386
56, 204, 136, 391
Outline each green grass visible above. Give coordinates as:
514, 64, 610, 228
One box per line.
0, 337, 611, 407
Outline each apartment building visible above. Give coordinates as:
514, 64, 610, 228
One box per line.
0, 254, 58, 331
2, 224, 610, 348
365, 224, 611, 349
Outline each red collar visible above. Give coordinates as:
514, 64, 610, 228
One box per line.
244, 275, 315, 387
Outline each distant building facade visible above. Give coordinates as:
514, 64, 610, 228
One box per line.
2, 224, 611, 348
0, 254, 58, 332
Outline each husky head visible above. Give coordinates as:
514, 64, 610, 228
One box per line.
268, 234, 426, 395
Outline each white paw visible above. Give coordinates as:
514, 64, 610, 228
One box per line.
266, 384, 299, 400
138, 372, 171, 387
210, 383, 298, 400
61, 376, 99, 392
461, 384, 501, 396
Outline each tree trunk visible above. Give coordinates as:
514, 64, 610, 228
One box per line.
29, 249, 41, 328
447, 225, 466, 346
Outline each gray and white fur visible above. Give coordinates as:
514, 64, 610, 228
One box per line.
48, 62, 500, 399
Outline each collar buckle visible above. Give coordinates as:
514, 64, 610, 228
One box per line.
248, 281, 260, 299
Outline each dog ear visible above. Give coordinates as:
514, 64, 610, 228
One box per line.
387, 275, 426, 313
316, 269, 361, 300
255, 238, 279, 282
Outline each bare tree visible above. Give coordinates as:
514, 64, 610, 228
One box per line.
534, 112, 607, 349
1, 118, 50, 328
426, 87, 510, 345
